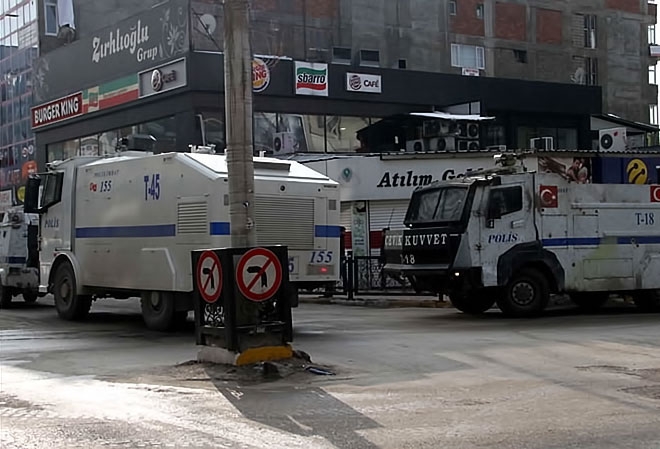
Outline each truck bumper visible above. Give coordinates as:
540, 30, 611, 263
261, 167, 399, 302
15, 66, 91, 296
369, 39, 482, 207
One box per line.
384, 263, 483, 295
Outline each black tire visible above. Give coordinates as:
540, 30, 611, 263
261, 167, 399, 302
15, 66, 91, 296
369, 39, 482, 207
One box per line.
0, 286, 12, 309
22, 290, 38, 304
449, 290, 496, 315
140, 291, 176, 331
570, 292, 609, 313
497, 269, 550, 318
53, 262, 92, 321
633, 290, 660, 313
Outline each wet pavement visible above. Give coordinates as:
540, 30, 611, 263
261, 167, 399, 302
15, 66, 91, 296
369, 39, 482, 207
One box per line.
2, 297, 660, 448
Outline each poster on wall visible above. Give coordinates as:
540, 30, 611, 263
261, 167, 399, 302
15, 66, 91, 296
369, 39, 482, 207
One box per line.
537, 156, 592, 184
0, 189, 13, 210
350, 201, 369, 257
295, 62, 329, 96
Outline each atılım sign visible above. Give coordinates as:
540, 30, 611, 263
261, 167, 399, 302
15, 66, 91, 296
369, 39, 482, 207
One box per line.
295, 61, 328, 96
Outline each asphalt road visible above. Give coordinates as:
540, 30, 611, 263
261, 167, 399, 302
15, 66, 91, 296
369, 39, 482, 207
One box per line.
2, 297, 660, 448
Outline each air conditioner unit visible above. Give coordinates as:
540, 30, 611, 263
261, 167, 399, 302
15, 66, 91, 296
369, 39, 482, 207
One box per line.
429, 137, 456, 152
406, 139, 425, 152
273, 132, 298, 154
530, 137, 554, 150
457, 139, 480, 152
599, 127, 627, 152
457, 122, 480, 139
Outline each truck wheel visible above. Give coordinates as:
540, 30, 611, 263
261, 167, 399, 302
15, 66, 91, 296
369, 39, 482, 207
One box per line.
570, 292, 609, 313
497, 269, 550, 318
141, 291, 176, 331
53, 262, 92, 320
22, 290, 38, 304
633, 290, 660, 313
449, 291, 496, 315
0, 286, 12, 309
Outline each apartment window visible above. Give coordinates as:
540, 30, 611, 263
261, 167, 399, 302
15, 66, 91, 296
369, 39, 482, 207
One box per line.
476, 4, 484, 19
513, 49, 528, 63
586, 57, 598, 85
650, 65, 657, 85
651, 104, 658, 126
451, 44, 485, 70
650, 25, 657, 45
44, 0, 58, 36
449, 0, 457, 16
584, 14, 597, 49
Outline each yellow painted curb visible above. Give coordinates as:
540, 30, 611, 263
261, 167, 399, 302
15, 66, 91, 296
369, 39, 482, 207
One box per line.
235, 345, 293, 366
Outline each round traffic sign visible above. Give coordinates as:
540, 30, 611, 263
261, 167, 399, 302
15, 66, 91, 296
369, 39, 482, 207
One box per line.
236, 248, 283, 303
196, 250, 223, 303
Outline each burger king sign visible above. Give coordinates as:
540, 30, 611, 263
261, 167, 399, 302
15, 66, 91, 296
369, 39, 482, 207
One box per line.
252, 58, 271, 93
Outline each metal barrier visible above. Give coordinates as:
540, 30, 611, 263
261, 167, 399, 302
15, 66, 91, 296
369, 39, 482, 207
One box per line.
339, 255, 417, 299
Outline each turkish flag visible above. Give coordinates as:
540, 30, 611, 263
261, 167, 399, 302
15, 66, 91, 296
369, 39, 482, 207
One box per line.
540, 185, 558, 208
650, 185, 660, 203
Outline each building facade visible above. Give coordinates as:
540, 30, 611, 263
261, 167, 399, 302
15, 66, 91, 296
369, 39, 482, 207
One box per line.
0, 0, 38, 209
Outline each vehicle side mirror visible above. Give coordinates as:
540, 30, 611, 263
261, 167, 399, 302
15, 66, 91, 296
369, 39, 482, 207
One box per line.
23, 175, 41, 214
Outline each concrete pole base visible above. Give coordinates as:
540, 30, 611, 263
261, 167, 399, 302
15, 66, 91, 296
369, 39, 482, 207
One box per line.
197, 344, 294, 366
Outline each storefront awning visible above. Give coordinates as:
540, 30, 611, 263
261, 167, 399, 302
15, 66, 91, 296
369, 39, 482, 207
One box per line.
409, 112, 495, 121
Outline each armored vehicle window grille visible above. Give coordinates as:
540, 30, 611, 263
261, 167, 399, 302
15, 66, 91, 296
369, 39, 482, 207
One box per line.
177, 202, 208, 234
255, 197, 315, 250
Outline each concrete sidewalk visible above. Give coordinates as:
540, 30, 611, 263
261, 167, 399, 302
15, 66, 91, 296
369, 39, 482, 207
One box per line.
299, 293, 452, 309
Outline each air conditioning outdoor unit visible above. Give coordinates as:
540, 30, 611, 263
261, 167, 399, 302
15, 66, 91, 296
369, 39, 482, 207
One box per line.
273, 132, 298, 154
406, 139, 425, 152
429, 136, 456, 151
457, 139, 480, 152
457, 122, 480, 139
599, 127, 627, 152
530, 137, 554, 150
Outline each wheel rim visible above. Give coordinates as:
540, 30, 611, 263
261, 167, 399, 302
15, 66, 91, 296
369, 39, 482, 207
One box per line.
149, 293, 163, 312
59, 277, 72, 305
511, 281, 535, 306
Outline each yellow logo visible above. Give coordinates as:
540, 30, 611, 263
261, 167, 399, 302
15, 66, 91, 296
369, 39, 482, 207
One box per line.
627, 159, 648, 184
17, 186, 25, 203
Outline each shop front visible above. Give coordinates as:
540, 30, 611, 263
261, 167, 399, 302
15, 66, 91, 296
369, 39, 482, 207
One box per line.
29, 0, 602, 176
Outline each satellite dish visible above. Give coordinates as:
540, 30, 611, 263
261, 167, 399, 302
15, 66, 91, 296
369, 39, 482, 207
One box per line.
198, 14, 217, 34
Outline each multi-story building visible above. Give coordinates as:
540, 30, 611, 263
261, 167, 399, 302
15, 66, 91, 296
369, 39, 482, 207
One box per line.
20, 1, 655, 207
0, 0, 38, 210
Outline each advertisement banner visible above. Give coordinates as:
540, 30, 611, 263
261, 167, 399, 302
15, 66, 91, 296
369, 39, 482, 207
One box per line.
295, 62, 328, 96
0, 189, 13, 210
537, 156, 592, 184
32, 0, 189, 104
346, 73, 382, 94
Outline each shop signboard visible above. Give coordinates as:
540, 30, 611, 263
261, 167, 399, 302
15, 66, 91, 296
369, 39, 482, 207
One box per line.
32, 0, 189, 104
304, 155, 504, 201
295, 62, 328, 96
346, 73, 382, 94
138, 58, 188, 98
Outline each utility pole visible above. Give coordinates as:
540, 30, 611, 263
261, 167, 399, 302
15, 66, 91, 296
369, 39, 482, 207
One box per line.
223, 0, 257, 248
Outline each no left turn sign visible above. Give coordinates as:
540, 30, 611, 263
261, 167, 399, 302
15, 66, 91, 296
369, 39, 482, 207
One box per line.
236, 248, 283, 303
196, 250, 223, 304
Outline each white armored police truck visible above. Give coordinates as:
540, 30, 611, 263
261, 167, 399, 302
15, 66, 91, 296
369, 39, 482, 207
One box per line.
23, 148, 341, 330
383, 154, 660, 317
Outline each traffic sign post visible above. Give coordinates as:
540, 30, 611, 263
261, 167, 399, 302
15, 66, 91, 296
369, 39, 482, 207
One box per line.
191, 246, 294, 363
